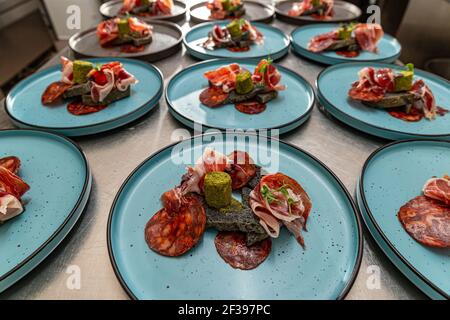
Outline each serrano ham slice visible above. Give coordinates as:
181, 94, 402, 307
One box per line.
226, 151, 257, 190
214, 232, 272, 270
423, 176, 450, 206
204, 63, 241, 93
145, 195, 206, 256
398, 196, 449, 248
0, 167, 30, 199
0, 156, 21, 174
353, 23, 384, 53
249, 173, 312, 247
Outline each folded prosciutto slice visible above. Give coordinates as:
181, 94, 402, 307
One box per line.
204, 63, 242, 93
249, 173, 312, 247
423, 175, 450, 206
288, 0, 334, 18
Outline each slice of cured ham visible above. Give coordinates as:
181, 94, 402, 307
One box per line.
423, 175, 450, 206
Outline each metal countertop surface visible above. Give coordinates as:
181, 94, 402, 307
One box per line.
0, 5, 426, 300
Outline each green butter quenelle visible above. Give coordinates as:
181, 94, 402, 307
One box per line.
73, 60, 94, 85
394, 63, 414, 92
236, 71, 254, 94
204, 172, 232, 209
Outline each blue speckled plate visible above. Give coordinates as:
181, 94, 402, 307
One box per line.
356, 140, 450, 300
166, 59, 315, 134
0, 129, 91, 293
184, 21, 290, 61
291, 24, 401, 65
108, 133, 362, 300
6, 58, 163, 137
317, 62, 450, 140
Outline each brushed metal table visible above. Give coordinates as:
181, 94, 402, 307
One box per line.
0, 9, 426, 300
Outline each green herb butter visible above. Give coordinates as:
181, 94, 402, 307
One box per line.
204, 172, 232, 209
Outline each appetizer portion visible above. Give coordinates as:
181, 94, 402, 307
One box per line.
202, 19, 263, 52
42, 57, 138, 116
207, 0, 245, 20
308, 23, 383, 57
0, 156, 30, 223
120, 0, 173, 16
288, 0, 333, 20
348, 64, 448, 122
97, 17, 153, 53
199, 59, 285, 114
397, 176, 449, 248
144, 148, 312, 270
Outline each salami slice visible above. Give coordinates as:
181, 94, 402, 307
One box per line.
67, 101, 108, 115
235, 101, 266, 114
42, 81, 72, 105
388, 107, 423, 122
398, 196, 450, 248
145, 195, 206, 257
214, 232, 272, 270
0, 156, 21, 174
226, 151, 257, 190
120, 44, 146, 53
199, 87, 229, 108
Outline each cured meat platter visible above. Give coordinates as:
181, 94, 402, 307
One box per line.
0, 129, 91, 293
108, 133, 362, 299
356, 140, 450, 300
184, 21, 290, 61
5, 58, 163, 137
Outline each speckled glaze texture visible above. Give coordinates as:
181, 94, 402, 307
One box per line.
184, 22, 290, 61
166, 59, 315, 133
357, 140, 450, 299
317, 62, 450, 140
108, 134, 361, 300
291, 24, 401, 65
6, 58, 163, 137
0, 130, 91, 292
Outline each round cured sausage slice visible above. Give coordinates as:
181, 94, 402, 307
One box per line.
42, 81, 72, 105
398, 196, 450, 248
145, 195, 206, 257
214, 232, 272, 270
235, 101, 266, 115
67, 102, 108, 116
199, 87, 229, 108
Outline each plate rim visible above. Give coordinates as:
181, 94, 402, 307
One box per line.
183, 20, 290, 61
0, 128, 91, 283
5, 58, 164, 131
275, 0, 362, 25
107, 131, 364, 300
290, 24, 402, 65
68, 20, 183, 61
99, 0, 187, 22
165, 58, 316, 132
358, 139, 450, 299
316, 62, 450, 138
189, 0, 275, 24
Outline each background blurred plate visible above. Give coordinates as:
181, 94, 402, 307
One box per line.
108, 133, 362, 299
184, 21, 289, 61
166, 59, 315, 134
6, 58, 163, 137
356, 140, 450, 300
0, 129, 91, 293
275, 0, 361, 25
69, 21, 182, 62
189, 0, 274, 24
100, 0, 187, 23
291, 24, 402, 65
316, 62, 450, 140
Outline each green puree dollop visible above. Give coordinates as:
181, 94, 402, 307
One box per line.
204, 172, 232, 209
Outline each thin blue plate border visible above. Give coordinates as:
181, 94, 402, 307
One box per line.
0, 129, 91, 285
165, 58, 316, 133
5, 58, 164, 132
358, 139, 450, 299
107, 132, 363, 300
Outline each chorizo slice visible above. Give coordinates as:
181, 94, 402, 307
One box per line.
235, 101, 266, 115
0, 156, 21, 174
145, 195, 206, 257
214, 232, 272, 270
398, 196, 450, 248
42, 81, 72, 105
67, 101, 108, 116
199, 87, 229, 108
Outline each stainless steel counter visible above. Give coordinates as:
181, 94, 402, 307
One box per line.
0, 12, 426, 300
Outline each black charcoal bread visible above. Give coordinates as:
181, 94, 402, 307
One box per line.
82, 87, 131, 106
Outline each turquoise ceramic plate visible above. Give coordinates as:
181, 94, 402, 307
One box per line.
317, 62, 450, 140
356, 140, 450, 300
108, 133, 362, 300
166, 59, 315, 133
291, 24, 401, 65
0, 129, 91, 293
184, 21, 290, 61
5, 58, 163, 137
